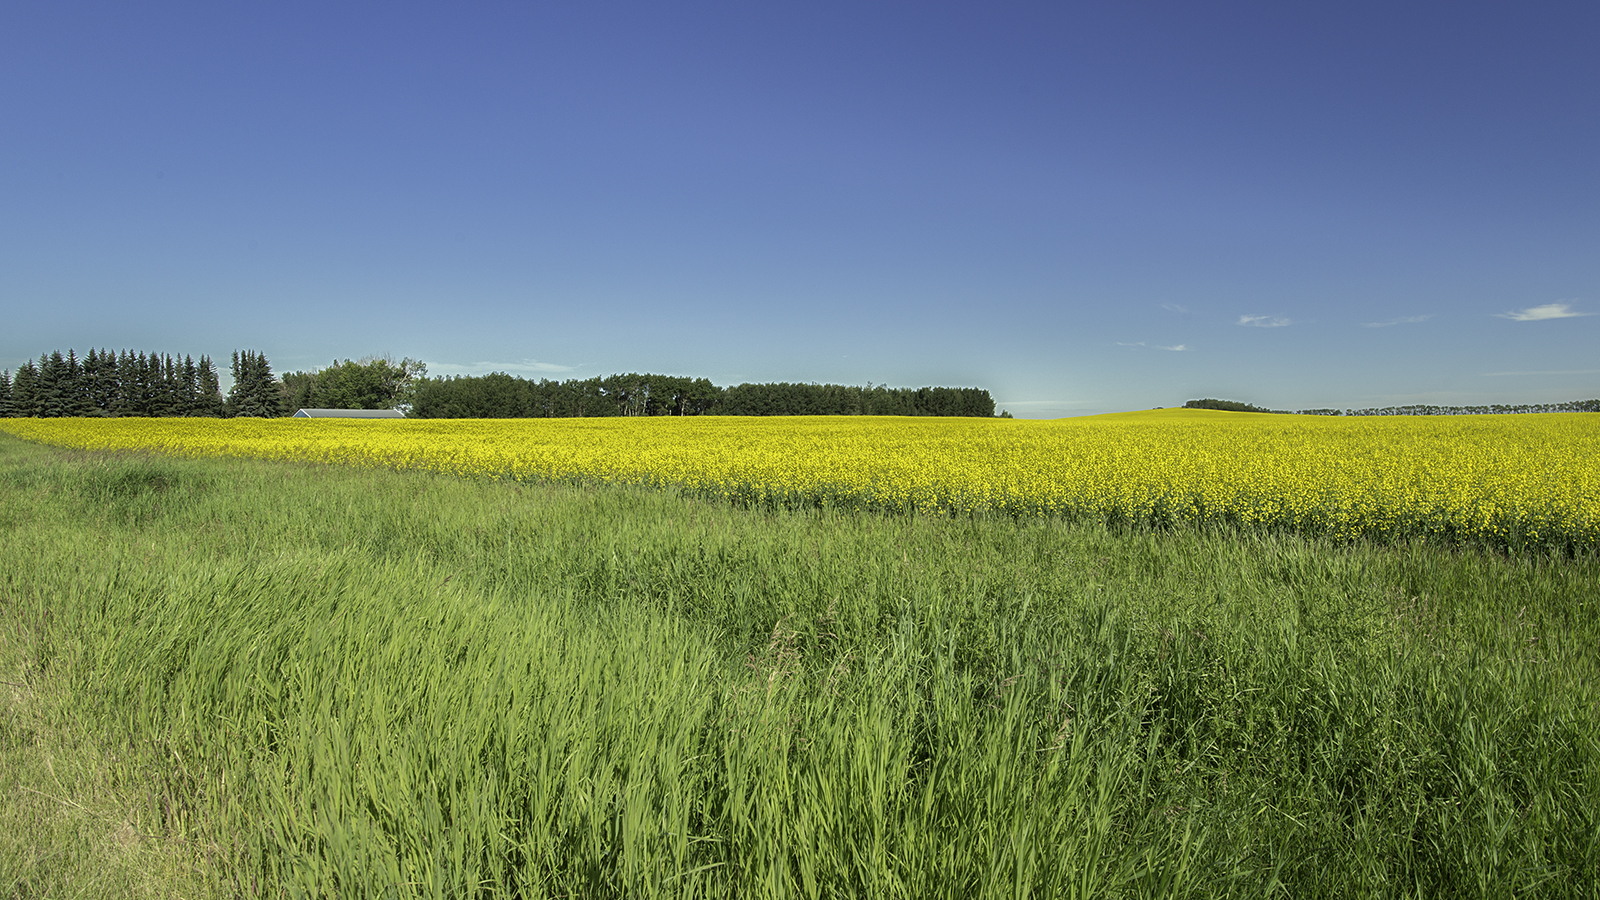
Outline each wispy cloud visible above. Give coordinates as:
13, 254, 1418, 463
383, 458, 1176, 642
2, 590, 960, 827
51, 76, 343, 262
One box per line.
1481, 368, 1600, 377
1238, 315, 1290, 328
1363, 314, 1432, 328
1160, 302, 1189, 314
998, 400, 1099, 408
994, 399, 1101, 419
1497, 303, 1591, 321
425, 359, 579, 377
1116, 341, 1190, 351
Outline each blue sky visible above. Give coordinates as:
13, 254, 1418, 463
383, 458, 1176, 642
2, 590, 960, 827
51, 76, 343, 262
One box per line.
3, 1, 1596, 416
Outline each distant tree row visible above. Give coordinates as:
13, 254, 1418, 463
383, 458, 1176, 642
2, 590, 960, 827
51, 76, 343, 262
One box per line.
719, 383, 995, 417
1183, 398, 1278, 414
3, 349, 997, 419
408, 373, 998, 418
1184, 398, 1600, 416
1341, 401, 1600, 416
0, 350, 431, 419
0, 349, 226, 418
409, 373, 722, 418
281, 357, 427, 412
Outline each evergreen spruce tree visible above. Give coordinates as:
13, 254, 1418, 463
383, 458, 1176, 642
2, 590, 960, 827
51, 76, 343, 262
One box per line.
226, 351, 244, 416
35, 352, 68, 417
146, 354, 165, 416
12, 360, 39, 417
63, 349, 92, 416
0, 369, 13, 417
113, 351, 135, 415
125, 351, 151, 415
135, 352, 157, 416
227, 350, 286, 417
151, 354, 179, 416
83, 349, 105, 413
91, 348, 120, 414
166, 355, 183, 415
196, 355, 225, 416
129, 351, 146, 414
118, 352, 139, 416
180, 355, 200, 415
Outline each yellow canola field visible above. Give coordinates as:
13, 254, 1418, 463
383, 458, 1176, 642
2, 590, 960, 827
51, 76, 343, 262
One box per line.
3, 409, 1596, 549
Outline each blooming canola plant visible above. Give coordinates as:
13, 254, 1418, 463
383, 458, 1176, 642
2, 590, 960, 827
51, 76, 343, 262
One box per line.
2, 409, 1595, 551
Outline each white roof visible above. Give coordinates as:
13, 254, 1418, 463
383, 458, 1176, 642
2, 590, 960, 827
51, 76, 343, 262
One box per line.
292, 408, 406, 418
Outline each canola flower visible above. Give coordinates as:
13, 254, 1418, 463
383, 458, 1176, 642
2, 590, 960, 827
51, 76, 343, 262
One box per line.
3, 409, 1596, 551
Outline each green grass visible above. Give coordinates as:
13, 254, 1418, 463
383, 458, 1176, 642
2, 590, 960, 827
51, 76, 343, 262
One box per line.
1, 432, 1596, 898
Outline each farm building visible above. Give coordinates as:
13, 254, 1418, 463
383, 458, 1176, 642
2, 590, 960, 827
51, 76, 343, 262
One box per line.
292, 409, 406, 419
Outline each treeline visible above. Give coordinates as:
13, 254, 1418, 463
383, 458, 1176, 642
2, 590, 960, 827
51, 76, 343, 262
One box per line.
1183, 398, 1278, 414
721, 383, 995, 417
0, 348, 302, 418
1184, 398, 1600, 416
281, 357, 426, 412
1342, 401, 1600, 416
0, 349, 226, 417
409, 373, 998, 418
410, 373, 721, 418
2, 349, 998, 419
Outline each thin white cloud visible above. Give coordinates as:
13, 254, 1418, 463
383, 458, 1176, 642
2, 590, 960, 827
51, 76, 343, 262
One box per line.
425, 359, 579, 377
1238, 315, 1290, 328
1160, 302, 1189, 314
999, 400, 1099, 408
1116, 341, 1190, 351
994, 399, 1101, 419
1481, 368, 1600, 377
1363, 314, 1432, 328
1497, 303, 1592, 321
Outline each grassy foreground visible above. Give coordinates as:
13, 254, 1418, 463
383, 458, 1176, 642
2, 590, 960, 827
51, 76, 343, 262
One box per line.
1, 433, 1597, 898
